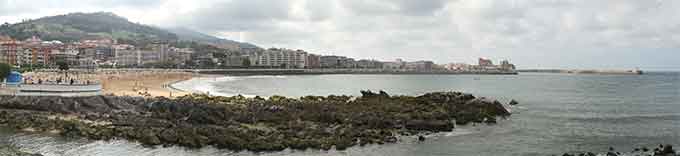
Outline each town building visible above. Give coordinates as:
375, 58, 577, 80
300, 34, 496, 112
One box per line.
81, 38, 115, 47
50, 45, 80, 66
17, 46, 35, 65
445, 63, 472, 71
0, 38, 20, 65
170, 48, 193, 66
404, 61, 434, 71
35, 46, 57, 65
77, 45, 97, 61
320, 55, 355, 68
23, 36, 42, 46
305, 54, 321, 68
222, 55, 250, 67
500, 60, 516, 70
478, 58, 494, 67
152, 41, 170, 62
257, 48, 307, 68
355, 59, 382, 69
94, 46, 114, 61
193, 52, 217, 67
139, 50, 161, 65
113, 45, 139, 66
382, 59, 406, 70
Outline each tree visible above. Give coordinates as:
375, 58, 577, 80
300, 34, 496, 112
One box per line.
242, 58, 251, 67
57, 61, 69, 71
56, 60, 69, 78
0, 63, 11, 81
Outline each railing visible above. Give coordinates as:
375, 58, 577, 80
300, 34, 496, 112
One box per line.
0, 83, 103, 96
19, 84, 102, 93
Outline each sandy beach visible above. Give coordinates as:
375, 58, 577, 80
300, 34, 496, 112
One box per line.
99, 71, 196, 97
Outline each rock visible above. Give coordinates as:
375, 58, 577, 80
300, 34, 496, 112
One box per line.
656, 144, 676, 156
385, 136, 398, 143
418, 135, 426, 142
509, 99, 519, 105
0, 144, 43, 156
138, 128, 161, 146
0, 91, 512, 152
405, 120, 454, 131
484, 117, 497, 124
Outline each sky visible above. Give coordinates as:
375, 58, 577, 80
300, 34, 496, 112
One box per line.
1, 0, 679, 70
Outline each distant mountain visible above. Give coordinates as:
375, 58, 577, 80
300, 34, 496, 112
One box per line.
166, 27, 259, 50
0, 12, 177, 43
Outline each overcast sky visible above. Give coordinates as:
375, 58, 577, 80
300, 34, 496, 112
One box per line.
1, 0, 679, 70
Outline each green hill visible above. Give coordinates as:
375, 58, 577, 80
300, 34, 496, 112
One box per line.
0, 12, 178, 43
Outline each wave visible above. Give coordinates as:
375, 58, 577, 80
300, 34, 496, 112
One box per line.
171, 75, 289, 98
548, 113, 680, 123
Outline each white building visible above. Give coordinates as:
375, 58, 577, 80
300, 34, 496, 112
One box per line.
256, 49, 307, 68
113, 45, 140, 66
382, 59, 406, 70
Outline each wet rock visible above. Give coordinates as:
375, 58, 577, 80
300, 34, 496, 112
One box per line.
556, 145, 679, 156
0, 144, 43, 156
655, 144, 676, 156
405, 120, 453, 131
418, 135, 426, 142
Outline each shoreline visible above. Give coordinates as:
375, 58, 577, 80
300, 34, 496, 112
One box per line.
98, 71, 196, 97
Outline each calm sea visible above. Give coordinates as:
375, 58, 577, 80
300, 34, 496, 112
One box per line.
4, 72, 680, 156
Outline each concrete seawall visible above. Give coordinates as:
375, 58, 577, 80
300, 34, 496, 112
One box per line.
0, 84, 102, 96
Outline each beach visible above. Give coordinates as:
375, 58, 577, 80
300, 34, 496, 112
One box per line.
98, 71, 195, 97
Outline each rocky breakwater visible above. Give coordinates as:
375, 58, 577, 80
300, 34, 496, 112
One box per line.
0, 91, 512, 152
557, 144, 678, 156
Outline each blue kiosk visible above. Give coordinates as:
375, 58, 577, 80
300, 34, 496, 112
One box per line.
6, 71, 22, 85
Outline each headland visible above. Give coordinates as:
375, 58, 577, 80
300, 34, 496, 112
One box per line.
0, 91, 513, 152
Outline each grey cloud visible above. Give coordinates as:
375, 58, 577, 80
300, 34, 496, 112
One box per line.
392, 0, 450, 16
0, 0, 36, 15
340, 0, 449, 16
0, 0, 164, 17
177, 0, 294, 32
302, 0, 336, 21
84, 0, 165, 8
